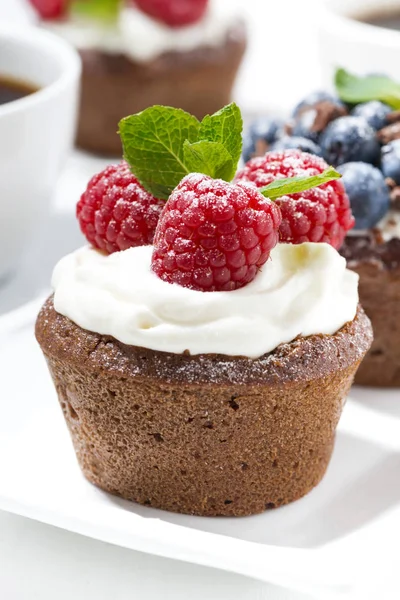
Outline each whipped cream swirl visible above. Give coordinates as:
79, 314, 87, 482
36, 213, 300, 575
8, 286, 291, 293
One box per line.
52, 243, 359, 358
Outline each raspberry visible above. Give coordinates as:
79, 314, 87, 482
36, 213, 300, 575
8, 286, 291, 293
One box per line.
133, 0, 208, 27
236, 150, 354, 249
151, 174, 281, 292
77, 162, 164, 254
29, 0, 69, 19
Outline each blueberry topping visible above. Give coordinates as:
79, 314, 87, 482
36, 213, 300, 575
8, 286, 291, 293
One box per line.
338, 162, 390, 229
292, 91, 345, 119
351, 101, 392, 131
242, 116, 284, 162
320, 116, 380, 166
381, 139, 400, 185
270, 136, 323, 156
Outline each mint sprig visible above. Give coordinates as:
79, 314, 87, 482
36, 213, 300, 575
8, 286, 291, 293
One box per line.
71, 0, 121, 22
119, 103, 242, 199
198, 103, 243, 173
260, 167, 341, 200
119, 102, 341, 202
335, 68, 400, 109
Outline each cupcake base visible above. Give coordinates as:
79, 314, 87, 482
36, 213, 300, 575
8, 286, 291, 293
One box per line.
341, 235, 400, 387
36, 298, 372, 516
76, 25, 246, 156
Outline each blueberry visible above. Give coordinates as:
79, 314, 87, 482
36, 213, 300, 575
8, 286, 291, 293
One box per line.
270, 136, 323, 156
319, 116, 380, 166
292, 91, 346, 119
291, 109, 320, 143
338, 162, 390, 229
381, 139, 400, 185
351, 101, 391, 130
242, 116, 284, 162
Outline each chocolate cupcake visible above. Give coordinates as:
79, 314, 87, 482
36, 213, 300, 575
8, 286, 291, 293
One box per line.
36, 242, 372, 516
32, 0, 246, 155
35, 108, 372, 515
338, 163, 400, 387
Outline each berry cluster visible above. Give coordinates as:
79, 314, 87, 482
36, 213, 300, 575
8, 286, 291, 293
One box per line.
78, 150, 352, 291
77, 96, 354, 293
243, 91, 399, 229
29, 0, 208, 26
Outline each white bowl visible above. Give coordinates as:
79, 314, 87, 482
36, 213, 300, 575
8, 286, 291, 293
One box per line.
319, 0, 400, 89
0, 25, 81, 282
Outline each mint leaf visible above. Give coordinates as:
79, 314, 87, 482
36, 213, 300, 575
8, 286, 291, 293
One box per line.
71, 0, 122, 22
199, 103, 243, 180
335, 68, 400, 109
183, 141, 234, 181
119, 103, 243, 198
119, 106, 200, 200
260, 167, 341, 200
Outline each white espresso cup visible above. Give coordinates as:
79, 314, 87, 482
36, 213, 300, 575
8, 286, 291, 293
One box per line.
319, 0, 400, 88
0, 25, 81, 281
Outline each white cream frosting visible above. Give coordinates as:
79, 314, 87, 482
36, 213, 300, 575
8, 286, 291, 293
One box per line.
43, 1, 242, 62
52, 242, 359, 358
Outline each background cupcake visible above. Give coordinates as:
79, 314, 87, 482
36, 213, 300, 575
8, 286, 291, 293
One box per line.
29, 0, 247, 155
243, 70, 400, 387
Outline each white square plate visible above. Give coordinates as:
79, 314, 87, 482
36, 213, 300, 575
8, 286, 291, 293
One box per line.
1, 304, 400, 597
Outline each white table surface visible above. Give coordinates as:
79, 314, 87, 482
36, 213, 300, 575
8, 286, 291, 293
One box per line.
0, 1, 387, 599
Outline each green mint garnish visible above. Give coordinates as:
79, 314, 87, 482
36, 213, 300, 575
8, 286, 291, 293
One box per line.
335, 68, 400, 109
183, 141, 234, 181
260, 167, 341, 200
119, 103, 242, 199
198, 103, 243, 176
71, 0, 122, 22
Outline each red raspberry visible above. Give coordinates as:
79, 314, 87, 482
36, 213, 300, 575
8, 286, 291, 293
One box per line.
133, 0, 209, 27
151, 174, 282, 292
29, 0, 69, 19
236, 150, 354, 249
77, 162, 164, 254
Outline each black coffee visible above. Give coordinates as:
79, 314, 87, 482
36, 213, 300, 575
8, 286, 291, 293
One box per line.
0, 76, 38, 105
359, 11, 400, 30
